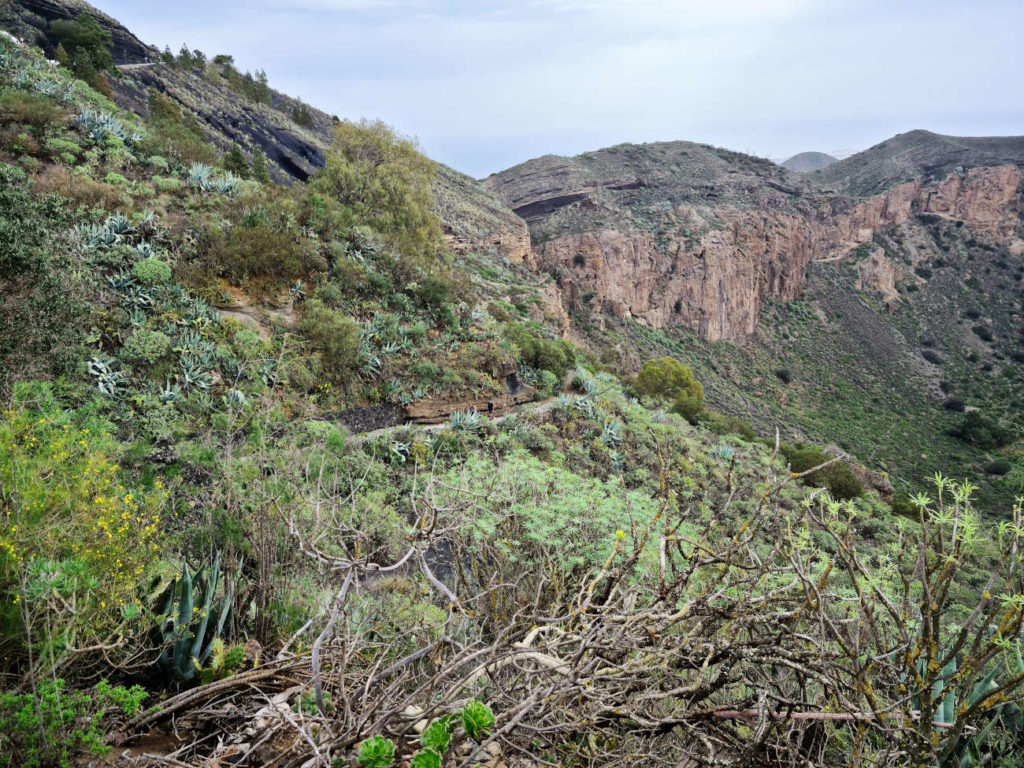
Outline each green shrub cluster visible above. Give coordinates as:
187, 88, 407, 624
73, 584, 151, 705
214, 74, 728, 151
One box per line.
780, 443, 864, 500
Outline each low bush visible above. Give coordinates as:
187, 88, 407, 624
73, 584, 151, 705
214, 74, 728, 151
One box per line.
948, 411, 1011, 449
132, 257, 172, 285
32, 165, 124, 209
0, 88, 66, 135
297, 300, 361, 384
0, 678, 146, 768
120, 328, 171, 366
781, 443, 863, 500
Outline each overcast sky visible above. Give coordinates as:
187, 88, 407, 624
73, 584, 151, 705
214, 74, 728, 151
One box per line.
92, 0, 1023, 178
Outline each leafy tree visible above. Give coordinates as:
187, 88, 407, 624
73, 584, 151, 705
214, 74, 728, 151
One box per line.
312, 119, 442, 256
223, 144, 249, 179
49, 12, 113, 89
250, 147, 271, 183
636, 357, 704, 414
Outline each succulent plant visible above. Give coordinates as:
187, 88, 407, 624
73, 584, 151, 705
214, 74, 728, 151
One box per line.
154, 553, 233, 684
159, 380, 182, 403
222, 389, 247, 409
600, 419, 623, 446
449, 409, 481, 432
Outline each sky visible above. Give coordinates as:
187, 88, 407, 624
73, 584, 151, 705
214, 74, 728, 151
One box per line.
91, 0, 1024, 178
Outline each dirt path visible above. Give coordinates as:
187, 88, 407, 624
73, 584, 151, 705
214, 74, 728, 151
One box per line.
116, 62, 158, 71
347, 397, 559, 446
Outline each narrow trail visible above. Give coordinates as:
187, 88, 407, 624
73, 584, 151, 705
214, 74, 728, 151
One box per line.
346, 396, 560, 446
116, 62, 158, 71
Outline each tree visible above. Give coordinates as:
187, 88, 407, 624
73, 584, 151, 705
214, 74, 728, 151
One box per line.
49, 12, 113, 88
311, 119, 442, 256
636, 357, 703, 409
223, 144, 249, 179
250, 147, 271, 183
292, 103, 314, 128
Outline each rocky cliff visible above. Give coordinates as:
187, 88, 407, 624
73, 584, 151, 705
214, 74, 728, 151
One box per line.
485, 138, 1024, 341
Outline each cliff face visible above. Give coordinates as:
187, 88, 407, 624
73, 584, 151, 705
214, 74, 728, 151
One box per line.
487, 140, 1023, 341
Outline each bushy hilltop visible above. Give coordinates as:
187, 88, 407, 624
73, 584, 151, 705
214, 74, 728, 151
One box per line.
2, 6, 1024, 768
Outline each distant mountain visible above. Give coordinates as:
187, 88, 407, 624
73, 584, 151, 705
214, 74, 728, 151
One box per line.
811, 129, 1024, 195
780, 151, 838, 172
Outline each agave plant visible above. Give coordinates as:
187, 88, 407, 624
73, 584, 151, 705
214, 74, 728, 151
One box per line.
106, 212, 134, 238
179, 358, 212, 390
258, 361, 279, 387
154, 553, 233, 684
159, 380, 182, 403
600, 419, 623, 446
135, 242, 155, 259
449, 409, 481, 432
107, 270, 135, 291
390, 441, 411, 464
222, 388, 247, 409
188, 162, 214, 188
289, 280, 306, 300
122, 285, 154, 310
126, 307, 147, 327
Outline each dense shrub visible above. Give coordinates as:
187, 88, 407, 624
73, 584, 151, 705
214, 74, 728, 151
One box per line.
701, 410, 756, 441
775, 367, 793, 384
636, 357, 704, 405
984, 459, 1012, 476
132, 257, 172, 285
921, 349, 942, 365
297, 300, 361, 383
32, 165, 124, 209
120, 328, 171, 366
0, 165, 88, 382
207, 224, 307, 293
0, 88, 65, 136
506, 324, 576, 382
943, 397, 966, 412
972, 324, 994, 342
781, 443, 864, 500
0, 384, 162, 670
948, 411, 1011, 449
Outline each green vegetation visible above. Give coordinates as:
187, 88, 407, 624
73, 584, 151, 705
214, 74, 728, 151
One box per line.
49, 13, 112, 92
1, 24, 1023, 768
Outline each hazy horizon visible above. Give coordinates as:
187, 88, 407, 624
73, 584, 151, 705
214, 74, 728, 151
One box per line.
89, 0, 1024, 177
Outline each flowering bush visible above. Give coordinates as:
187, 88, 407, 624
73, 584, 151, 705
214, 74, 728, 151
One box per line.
0, 383, 164, 670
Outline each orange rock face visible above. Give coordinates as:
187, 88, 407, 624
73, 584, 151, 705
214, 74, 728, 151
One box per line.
534, 166, 1021, 341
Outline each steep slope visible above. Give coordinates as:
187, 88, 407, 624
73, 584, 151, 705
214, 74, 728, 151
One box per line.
781, 150, 837, 172
812, 129, 1024, 195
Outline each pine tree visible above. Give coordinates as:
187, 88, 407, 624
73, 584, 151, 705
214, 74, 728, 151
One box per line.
223, 144, 249, 179
54, 43, 71, 69
251, 148, 271, 184
161, 46, 175, 66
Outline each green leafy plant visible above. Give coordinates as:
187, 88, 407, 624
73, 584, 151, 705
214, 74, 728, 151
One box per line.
357, 735, 395, 768
461, 700, 495, 742
154, 553, 233, 684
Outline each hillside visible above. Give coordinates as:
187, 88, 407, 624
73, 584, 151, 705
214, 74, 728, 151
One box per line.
780, 150, 838, 172
2, 3, 1024, 767
485, 135, 1024, 511
812, 128, 1024, 195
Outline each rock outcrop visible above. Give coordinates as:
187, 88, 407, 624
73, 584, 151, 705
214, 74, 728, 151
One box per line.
486, 138, 1023, 341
